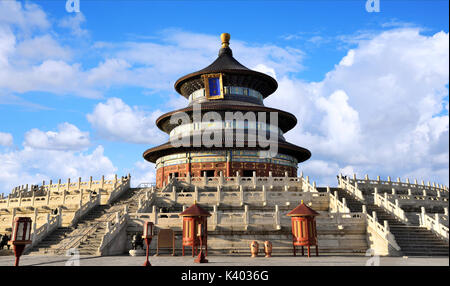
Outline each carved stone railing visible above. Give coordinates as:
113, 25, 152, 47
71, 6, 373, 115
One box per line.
327, 187, 350, 213
0, 174, 131, 209
363, 206, 401, 255
374, 191, 408, 224
129, 209, 366, 234
24, 212, 63, 253
68, 193, 101, 226
173, 172, 310, 190
345, 174, 448, 193
135, 188, 156, 213
104, 175, 131, 205
338, 174, 365, 202
98, 209, 128, 255
157, 185, 328, 209
418, 208, 449, 242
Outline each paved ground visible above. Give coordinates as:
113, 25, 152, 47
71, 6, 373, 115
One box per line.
0, 254, 448, 266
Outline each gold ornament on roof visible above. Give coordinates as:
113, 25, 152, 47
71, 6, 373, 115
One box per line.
221, 33, 230, 48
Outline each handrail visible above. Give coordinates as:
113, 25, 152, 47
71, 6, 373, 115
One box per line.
344, 175, 448, 193
418, 212, 449, 242
337, 174, 365, 202
365, 211, 401, 251
328, 188, 350, 213
374, 192, 408, 224
98, 210, 128, 254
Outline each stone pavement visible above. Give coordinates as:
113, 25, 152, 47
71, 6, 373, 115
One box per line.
0, 254, 448, 266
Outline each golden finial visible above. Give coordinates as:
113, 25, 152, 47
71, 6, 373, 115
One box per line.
194, 199, 197, 204
221, 33, 230, 48
301, 200, 304, 204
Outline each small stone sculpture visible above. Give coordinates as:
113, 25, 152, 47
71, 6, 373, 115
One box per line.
264, 241, 272, 258
250, 240, 259, 258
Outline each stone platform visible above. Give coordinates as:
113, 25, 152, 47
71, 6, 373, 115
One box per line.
0, 254, 448, 266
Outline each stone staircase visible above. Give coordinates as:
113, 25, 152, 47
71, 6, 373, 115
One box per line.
330, 187, 449, 257
27, 188, 146, 256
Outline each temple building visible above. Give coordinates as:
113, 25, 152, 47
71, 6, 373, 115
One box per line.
143, 33, 311, 188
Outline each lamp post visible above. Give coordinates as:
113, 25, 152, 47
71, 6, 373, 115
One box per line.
194, 223, 208, 263
10, 217, 32, 266
142, 221, 154, 267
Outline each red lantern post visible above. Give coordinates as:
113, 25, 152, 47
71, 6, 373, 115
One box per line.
286, 200, 319, 257
179, 201, 211, 257
142, 221, 154, 266
10, 217, 33, 266
194, 223, 208, 263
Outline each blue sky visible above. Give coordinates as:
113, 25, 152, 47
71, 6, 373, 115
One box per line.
0, 0, 448, 194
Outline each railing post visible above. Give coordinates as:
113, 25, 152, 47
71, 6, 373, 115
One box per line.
444, 208, 448, 216
239, 185, 244, 206
244, 205, 249, 227
353, 173, 356, 181
101, 175, 105, 189
262, 185, 267, 206
275, 205, 280, 228
365, 174, 369, 181
152, 205, 158, 225
89, 176, 93, 189
384, 220, 390, 232
219, 171, 224, 186
372, 211, 377, 221
116, 212, 120, 224
434, 213, 440, 229
326, 186, 330, 193
172, 186, 177, 202
421, 207, 426, 226
384, 192, 388, 208
216, 185, 221, 206
362, 205, 367, 214
342, 198, 348, 212
114, 174, 118, 189
212, 205, 218, 226
408, 189, 412, 196
78, 177, 81, 191
423, 190, 427, 197
391, 188, 396, 195
194, 186, 199, 203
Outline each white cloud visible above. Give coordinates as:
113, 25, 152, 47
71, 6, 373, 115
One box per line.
267, 28, 449, 185
86, 97, 167, 144
0, 145, 117, 194
130, 160, 156, 187
59, 12, 89, 37
23, 122, 90, 151
0, 132, 13, 146
0, 1, 50, 32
